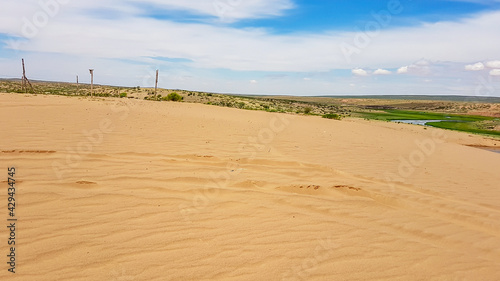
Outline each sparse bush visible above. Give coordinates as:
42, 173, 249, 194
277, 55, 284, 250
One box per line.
164, 92, 183, 102
120, 92, 127, 98
304, 107, 312, 114
323, 113, 342, 120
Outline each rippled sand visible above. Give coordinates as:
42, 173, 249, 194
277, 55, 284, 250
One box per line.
1, 93, 500, 281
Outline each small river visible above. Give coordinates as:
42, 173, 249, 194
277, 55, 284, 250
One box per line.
482, 148, 500, 154
391, 120, 450, 126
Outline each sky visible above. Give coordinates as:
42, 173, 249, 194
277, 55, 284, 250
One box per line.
1, 0, 500, 96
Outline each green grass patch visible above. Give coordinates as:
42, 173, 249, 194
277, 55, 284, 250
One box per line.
357, 109, 492, 122
427, 121, 500, 137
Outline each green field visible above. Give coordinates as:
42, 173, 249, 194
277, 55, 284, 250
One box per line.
357, 109, 492, 122
428, 121, 500, 137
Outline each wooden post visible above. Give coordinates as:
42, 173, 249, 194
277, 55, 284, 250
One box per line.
22, 59, 27, 93
155, 69, 159, 97
21, 58, 36, 94
89, 69, 94, 97
76, 75, 79, 90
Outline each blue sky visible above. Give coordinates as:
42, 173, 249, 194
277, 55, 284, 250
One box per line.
1, 0, 500, 96
232, 0, 498, 32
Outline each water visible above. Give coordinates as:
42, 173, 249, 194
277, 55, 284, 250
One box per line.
483, 148, 500, 154
391, 120, 448, 126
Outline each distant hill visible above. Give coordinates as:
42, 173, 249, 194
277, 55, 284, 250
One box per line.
319, 95, 500, 103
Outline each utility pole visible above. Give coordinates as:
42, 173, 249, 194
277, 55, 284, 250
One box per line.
155, 69, 159, 97
89, 69, 94, 97
76, 75, 79, 90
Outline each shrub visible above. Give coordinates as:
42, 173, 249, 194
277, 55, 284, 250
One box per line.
120, 92, 127, 98
304, 107, 312, 114
322, 113, 342, 120
164, 92, 183, 102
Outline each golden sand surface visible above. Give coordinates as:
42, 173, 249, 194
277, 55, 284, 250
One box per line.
1, 93, 499, 280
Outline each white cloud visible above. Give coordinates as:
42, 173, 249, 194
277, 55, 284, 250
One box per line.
414, 59, 430, 66
490, 69, 500, 76
486, 60, 500, 68
303, 77, 311, 81
465, 62, 485, 71
352, 69, 368, 76
145, 0, 296, 22
9, 0, 296, 23
250, 80, 258, 84
397, 66, 409, 74
373, 69, 392, 75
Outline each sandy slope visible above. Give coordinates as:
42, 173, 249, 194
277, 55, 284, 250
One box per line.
1, 93, 499, 281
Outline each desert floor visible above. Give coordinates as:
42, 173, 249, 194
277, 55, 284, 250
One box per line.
1, 93, 500, 281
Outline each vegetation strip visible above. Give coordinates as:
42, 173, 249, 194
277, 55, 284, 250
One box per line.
1, 79, 499, 137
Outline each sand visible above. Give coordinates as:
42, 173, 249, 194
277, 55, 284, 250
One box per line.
1, 93, 499, 281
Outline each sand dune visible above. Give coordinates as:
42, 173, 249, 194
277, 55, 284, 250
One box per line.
1, 93, 500, 280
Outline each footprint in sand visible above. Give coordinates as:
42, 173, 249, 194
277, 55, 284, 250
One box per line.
76, 181, 97, 185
